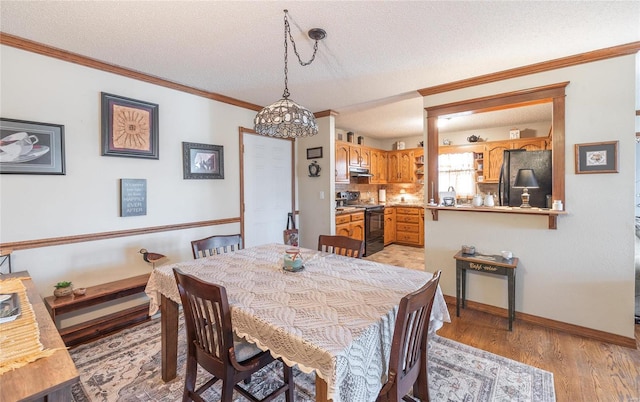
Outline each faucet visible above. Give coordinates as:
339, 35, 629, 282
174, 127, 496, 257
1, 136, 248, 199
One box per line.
448, 186, 455, 192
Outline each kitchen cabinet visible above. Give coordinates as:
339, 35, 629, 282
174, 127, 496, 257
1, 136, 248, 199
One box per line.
388, 149, 416, 183
349, 145, 370, 168
414, 149, 424, 185
335, 211, 364, 241
511, 137, 549, 151
335, 142, 350, 184
483, 141, 510, 182
395, 207, 424, 247
384, 207, 396, 245
484, 137, 549, 182
370, 149, 387, 184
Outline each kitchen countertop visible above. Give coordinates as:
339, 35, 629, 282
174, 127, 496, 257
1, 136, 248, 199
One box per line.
335, 207, 365, 215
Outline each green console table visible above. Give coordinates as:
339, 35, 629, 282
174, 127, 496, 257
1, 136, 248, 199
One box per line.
454, 251, 519, 330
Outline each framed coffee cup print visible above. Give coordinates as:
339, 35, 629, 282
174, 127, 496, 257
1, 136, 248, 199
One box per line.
575, 141, 618, 174
101, 92, 159, 159
0, 118, 66, 175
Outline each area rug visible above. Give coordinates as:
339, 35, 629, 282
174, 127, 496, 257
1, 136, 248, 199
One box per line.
70, 317, 555, 402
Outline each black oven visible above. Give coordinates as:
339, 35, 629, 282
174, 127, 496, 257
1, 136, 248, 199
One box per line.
364, 205, 385, 256
343, 191, 385, 256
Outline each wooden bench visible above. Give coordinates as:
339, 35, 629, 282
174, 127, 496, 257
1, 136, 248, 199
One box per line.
43, 273, 151, 347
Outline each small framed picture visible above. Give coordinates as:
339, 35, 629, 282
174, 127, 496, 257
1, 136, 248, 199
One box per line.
509, 129, 520, 139
101, 92, 159, 159
0, 118, 65, 175
306, 146, 323, 160
575, 141, 618, 174
182, 142, 224, 179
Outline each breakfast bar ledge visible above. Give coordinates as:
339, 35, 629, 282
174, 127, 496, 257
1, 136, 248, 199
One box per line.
426, 205, 567, 229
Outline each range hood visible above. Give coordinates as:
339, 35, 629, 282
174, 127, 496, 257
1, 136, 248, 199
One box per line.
349, 167, 373, 177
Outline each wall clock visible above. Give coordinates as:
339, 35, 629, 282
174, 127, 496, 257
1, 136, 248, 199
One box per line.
308, 161, 321, 177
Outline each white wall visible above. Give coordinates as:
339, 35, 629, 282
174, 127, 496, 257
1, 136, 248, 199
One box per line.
0, 46, 255, 321
297, 115, 335, 249
423, 55, 637, 338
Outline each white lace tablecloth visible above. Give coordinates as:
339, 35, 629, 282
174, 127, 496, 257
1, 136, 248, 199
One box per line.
145, 243, 450, 402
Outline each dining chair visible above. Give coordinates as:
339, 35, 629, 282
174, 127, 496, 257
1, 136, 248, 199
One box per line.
317, 235, 365, 258
377, 270, 442, 402
173, 268, 295, 402
191, 234, 243, 259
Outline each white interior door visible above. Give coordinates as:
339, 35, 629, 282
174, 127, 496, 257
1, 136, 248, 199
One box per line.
242, 130, 294, 248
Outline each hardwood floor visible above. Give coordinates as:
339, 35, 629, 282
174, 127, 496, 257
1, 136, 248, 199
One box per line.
366, 244, 640, 402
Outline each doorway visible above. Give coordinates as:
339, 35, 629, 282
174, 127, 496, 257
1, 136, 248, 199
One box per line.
240, 128, 294, 248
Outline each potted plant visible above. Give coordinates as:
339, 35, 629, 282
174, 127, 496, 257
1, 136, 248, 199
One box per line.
53, 281, 73, 297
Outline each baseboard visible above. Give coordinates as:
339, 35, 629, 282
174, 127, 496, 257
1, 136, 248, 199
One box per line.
443, 295, 638, 349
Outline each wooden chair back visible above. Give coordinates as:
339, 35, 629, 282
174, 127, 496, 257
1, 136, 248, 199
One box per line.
173, 268, 294, 402
191, 234, 243, 259
317, 235, 365, 258
377, 270, 442, 402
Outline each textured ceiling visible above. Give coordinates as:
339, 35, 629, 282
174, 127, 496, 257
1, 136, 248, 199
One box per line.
1, 1, 638, 138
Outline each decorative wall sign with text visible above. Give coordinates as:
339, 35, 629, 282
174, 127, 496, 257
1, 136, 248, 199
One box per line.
120, 178, 147, 217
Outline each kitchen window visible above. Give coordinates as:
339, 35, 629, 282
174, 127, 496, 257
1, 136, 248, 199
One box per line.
438, 152, 475, 197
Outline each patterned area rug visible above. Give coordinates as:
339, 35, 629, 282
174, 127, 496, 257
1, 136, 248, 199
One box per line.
70, 317, 555, 402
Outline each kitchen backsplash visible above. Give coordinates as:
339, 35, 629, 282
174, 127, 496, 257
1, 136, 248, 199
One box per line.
336, 183, 424, 205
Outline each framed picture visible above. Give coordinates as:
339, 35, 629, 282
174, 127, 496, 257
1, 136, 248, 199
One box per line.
306, 146, 323, 160
101, 92, 159, 159
0, 118, 65, 175
182, 142, 224, 180
120, 178, 147, 217
575, 141, 619, 174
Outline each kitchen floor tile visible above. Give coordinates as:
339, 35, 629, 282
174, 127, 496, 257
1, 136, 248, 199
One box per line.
364, 244, 424, 271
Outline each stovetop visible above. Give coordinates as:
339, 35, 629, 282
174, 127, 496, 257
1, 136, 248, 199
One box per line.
347, 203, 385, 210
338, 191, 384, 210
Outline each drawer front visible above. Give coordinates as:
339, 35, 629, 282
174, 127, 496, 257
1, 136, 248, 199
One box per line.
336, 215, 351, 225
384, 208, 395, 216
395, 207, 420, 215
396, 215, 420, 224
396, 223, 419, 233
396, 232, 420, 243
350, 212, 364, 222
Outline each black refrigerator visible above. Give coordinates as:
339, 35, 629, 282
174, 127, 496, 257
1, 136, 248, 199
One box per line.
498, 150, 552, 208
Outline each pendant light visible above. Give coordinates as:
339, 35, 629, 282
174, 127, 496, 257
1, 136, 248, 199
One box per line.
254, 10, 326, 139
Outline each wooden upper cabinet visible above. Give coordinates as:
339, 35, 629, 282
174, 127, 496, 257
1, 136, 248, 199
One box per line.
335, 142, 350, 184
387, 149, 415, 183
484, 142, 510, 182
349, 145, 370, 168
370, 149, 387, 184
511, 137, 549, 151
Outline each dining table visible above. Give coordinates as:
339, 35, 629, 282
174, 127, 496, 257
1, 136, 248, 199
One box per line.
145, 243, 450, 402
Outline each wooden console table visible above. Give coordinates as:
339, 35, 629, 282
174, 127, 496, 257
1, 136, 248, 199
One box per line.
44, 273, 150, 346
0, 271, 79, 401
454, 251, 519, 330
